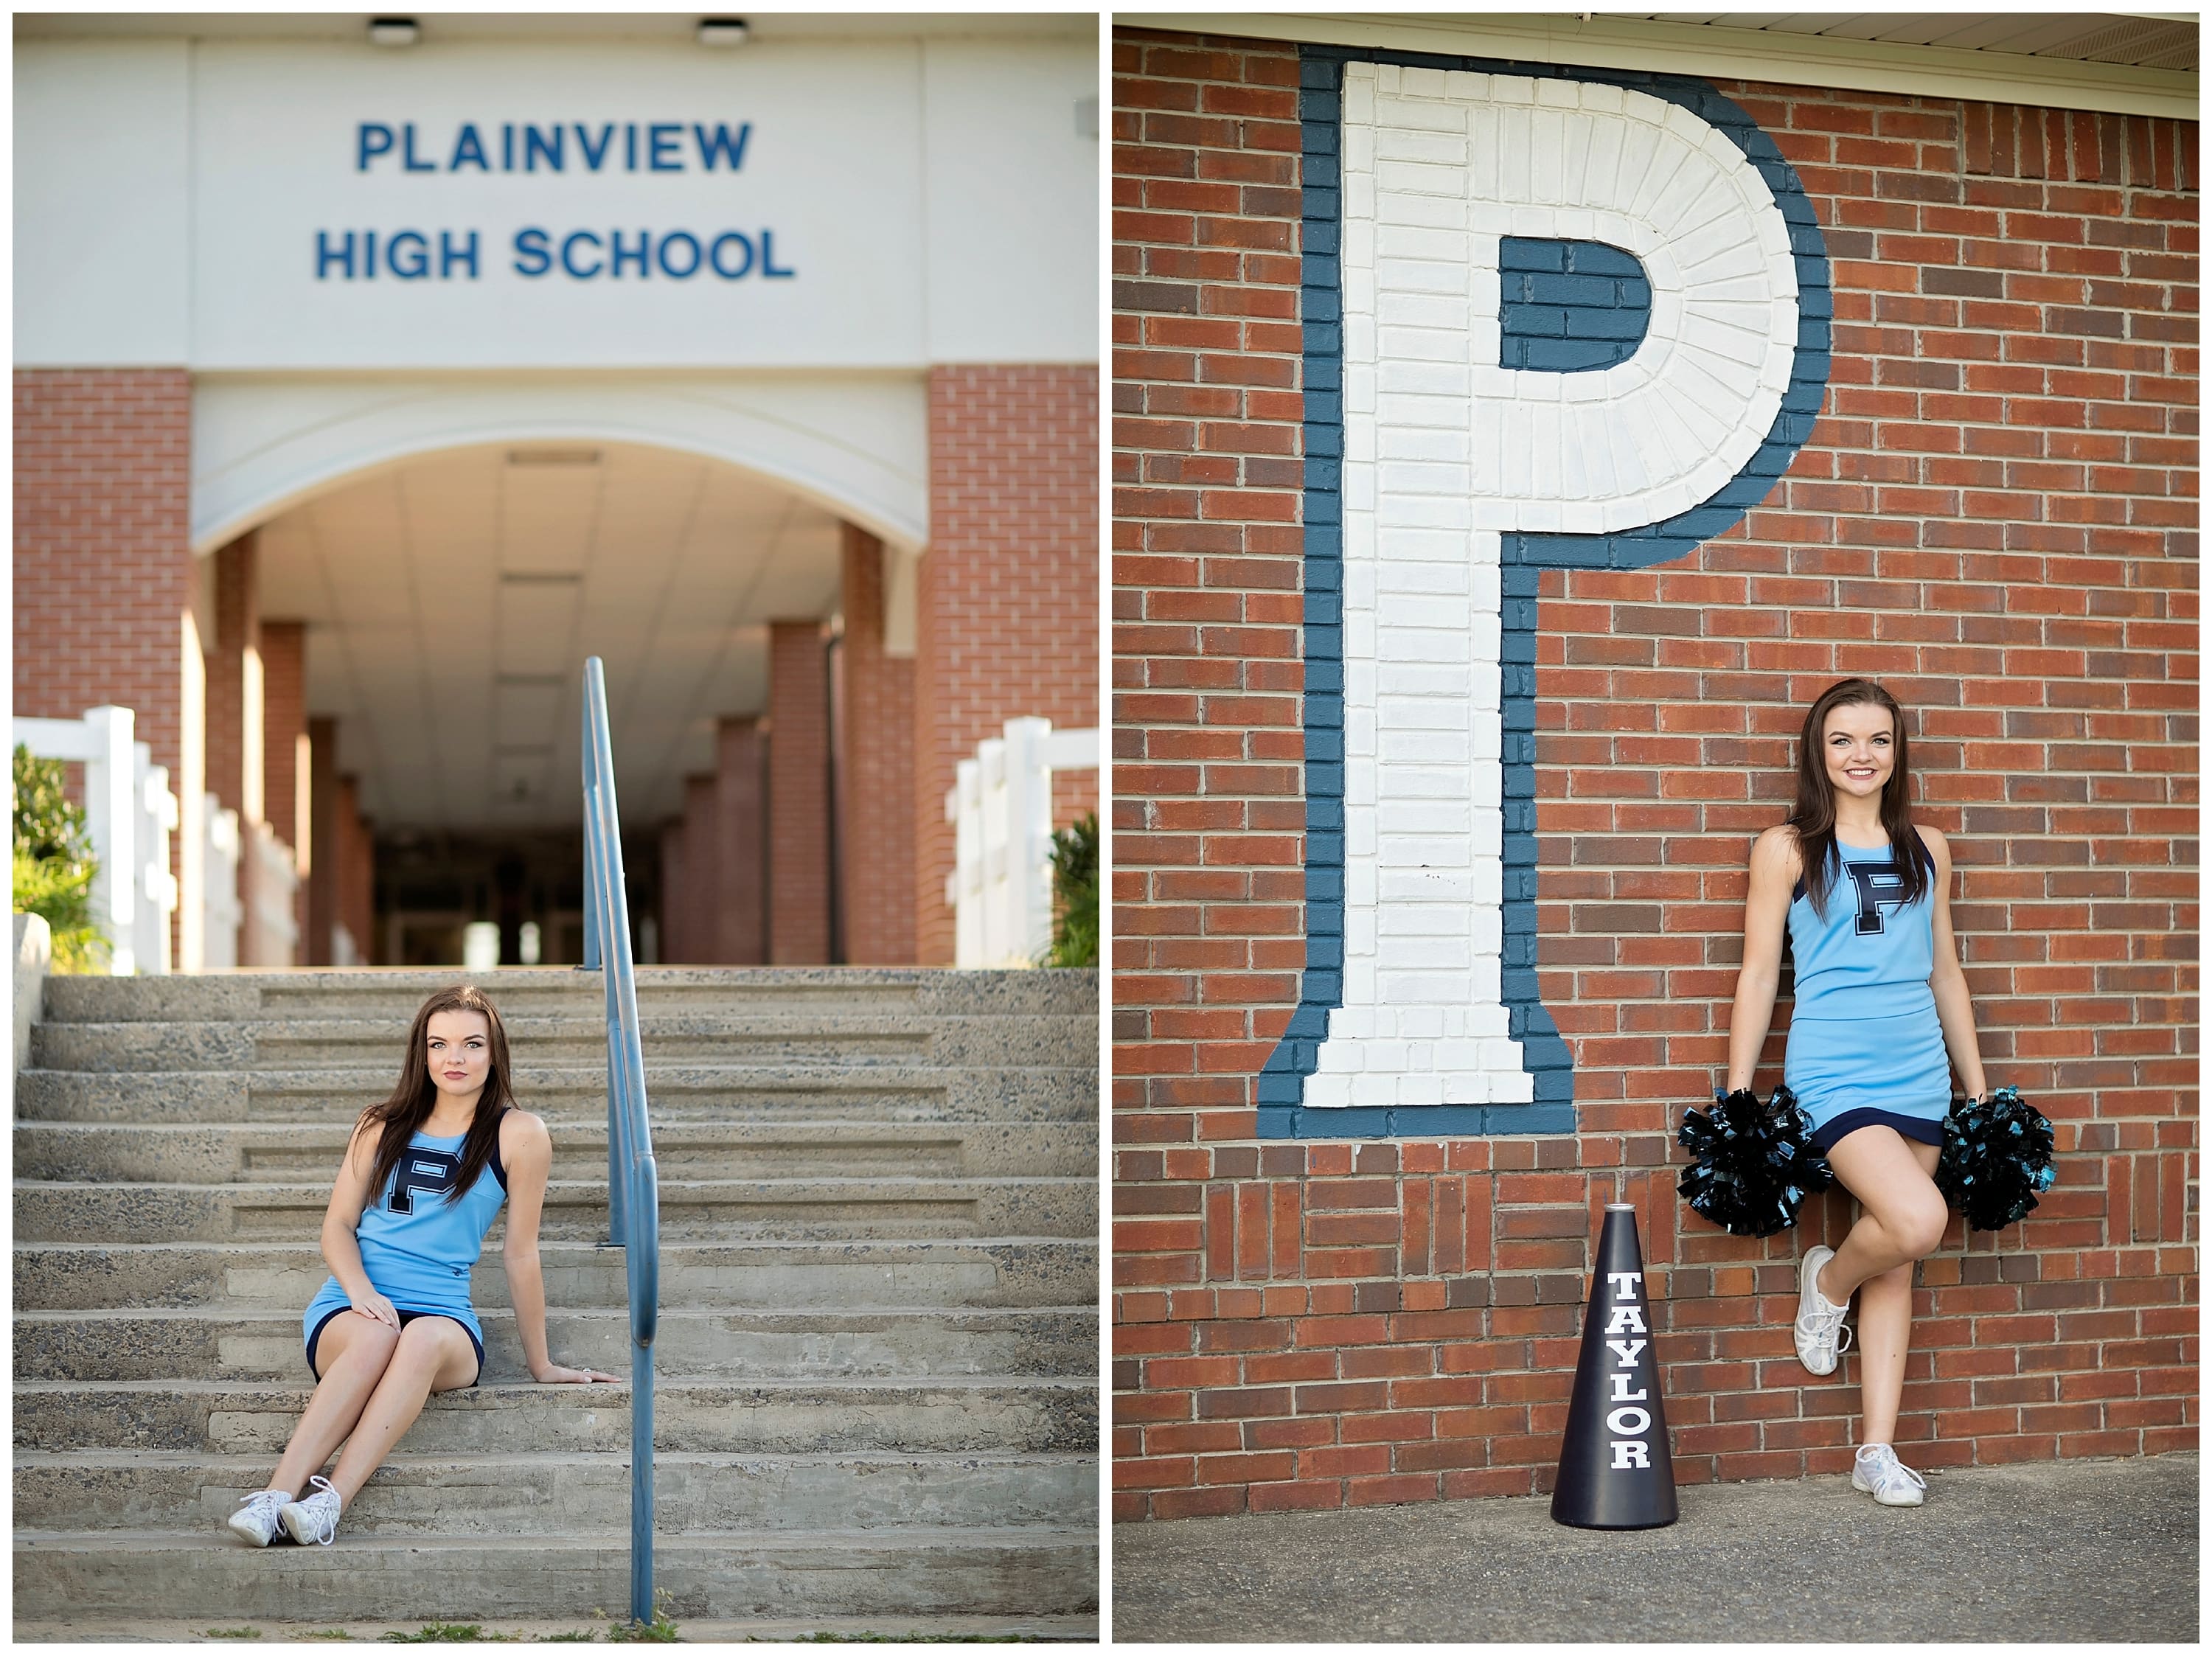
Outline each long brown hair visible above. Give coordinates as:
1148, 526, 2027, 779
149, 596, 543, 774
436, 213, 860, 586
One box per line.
356, 984, 515, 1211
1790, 678, 1932, 919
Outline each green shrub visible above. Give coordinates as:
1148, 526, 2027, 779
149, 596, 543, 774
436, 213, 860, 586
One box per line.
12, 745, 107, 973
1045, 812, 1098, 969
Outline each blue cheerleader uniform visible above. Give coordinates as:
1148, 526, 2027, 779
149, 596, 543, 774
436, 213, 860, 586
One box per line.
1784, 836, 1952, 1152
302, 1112, 511, 1386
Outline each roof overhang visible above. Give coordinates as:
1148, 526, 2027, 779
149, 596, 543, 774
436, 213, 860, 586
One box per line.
1118, 13, 2199, 119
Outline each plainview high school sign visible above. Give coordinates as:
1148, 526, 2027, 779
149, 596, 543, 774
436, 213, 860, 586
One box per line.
321, 119, 798, 283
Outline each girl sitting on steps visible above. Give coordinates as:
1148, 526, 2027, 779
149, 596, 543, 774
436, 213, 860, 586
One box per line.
226, 982, 616, 1548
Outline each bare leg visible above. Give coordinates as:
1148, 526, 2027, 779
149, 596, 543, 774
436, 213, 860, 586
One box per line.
1816, 1130, 1947, 1306
1819, 1130, 1945, 1446
265, 1312, 400, 1496
324, 1316, 479, 1506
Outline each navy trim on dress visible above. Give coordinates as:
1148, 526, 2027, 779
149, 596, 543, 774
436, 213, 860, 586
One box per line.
1812, 1107, 1947, 1153
490, 1105, 512, 1191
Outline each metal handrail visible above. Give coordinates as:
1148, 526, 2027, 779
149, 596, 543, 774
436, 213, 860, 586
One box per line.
578, 655, 661, 1628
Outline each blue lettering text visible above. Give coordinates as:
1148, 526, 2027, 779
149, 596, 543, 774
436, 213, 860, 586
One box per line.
657, 231, 701, 279
389, 230, 430, 279
560, 229, 603, 279
356, 123, 394, 171
709, 232, 754, 279
316, 229, 357, 279
574, 122, 616, 172
762, 229, 796, 279
692, 122, 751, 171
440, 229, 480, 279
449, 123, 490, 172
512, 227, 552, 276
401, 123, 435, 173
648, 122, 682, 172
525, 123, 564, 173
610, 229, 650, 278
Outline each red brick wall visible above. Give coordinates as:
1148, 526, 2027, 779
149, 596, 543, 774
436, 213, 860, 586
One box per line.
262, 620, 307, 965
204, 534, 260, 825
262, 621, 307, 857
916, 364, 1102, 964
334, 774, 374, 963
714, 717, 769, 965
307, 715, 337, 965
656, 817, 690, 965
838, 526, 918, 964
1113, 29, 2199, 1521
15, 368, 195, 962
14, 367, 194, 837
768, 619, 833, 964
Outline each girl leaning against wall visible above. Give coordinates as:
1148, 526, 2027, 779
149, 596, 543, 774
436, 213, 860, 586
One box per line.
1721, 677, 1992, 1509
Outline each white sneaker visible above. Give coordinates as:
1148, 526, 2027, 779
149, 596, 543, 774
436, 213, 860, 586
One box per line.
226, 1487, 293, 1547
1793, 1245, 1853, 1376
279, 1475, 343, 1546
1852, 1442, 1927, 1506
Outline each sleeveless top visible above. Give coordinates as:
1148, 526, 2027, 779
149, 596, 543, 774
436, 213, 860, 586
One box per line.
1787, 836, 1936, 1022
347, 1112, 510, 1321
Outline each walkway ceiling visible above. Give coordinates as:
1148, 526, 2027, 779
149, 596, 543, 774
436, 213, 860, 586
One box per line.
255, 441, 841, 834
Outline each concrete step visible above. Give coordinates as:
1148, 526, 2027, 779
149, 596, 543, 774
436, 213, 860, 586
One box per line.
14, 1238, 1097, 1312
15, 1119, 1093, 1183
15, 1377, 1099, 1456
37, 965, 1099, 1025
14, 1175, 1098, 1242
13, 1615, 1102, 1644
12, 1527, 1099, 1622
14, 1063, 1095, 1125
17, 1447, 1096, 1534
17, 1305, 1097, 1382
31, 1014, 1092, 1074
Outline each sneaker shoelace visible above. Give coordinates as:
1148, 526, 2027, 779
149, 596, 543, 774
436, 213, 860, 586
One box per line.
234, 1489, 288, 1528
1796, 1295, 1853, 1353
1858, 1446, 1926, 1496
295, 1475, 341, 1545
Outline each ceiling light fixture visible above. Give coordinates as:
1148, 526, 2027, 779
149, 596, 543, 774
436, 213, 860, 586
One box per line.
368, 17, 419, 48
697, 18, 751, 47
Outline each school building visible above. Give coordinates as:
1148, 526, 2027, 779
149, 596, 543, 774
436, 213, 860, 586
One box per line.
1113, 13, 2197, 1517
15, 10, 1099, 970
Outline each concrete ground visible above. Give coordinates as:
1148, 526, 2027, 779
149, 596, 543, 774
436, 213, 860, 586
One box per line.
1112, 1453, 2198, 1643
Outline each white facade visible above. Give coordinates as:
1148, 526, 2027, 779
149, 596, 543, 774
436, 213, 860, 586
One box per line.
17, 27, 1099, 374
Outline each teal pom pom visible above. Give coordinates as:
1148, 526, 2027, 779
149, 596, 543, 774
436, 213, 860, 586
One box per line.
1935, 1085, 2057, 1231
1677, 1085, 1834, 1238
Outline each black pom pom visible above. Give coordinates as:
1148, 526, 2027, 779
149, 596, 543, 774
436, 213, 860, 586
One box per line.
1677, 1085, 1834, 1238
1935, 1085, 2056, 1232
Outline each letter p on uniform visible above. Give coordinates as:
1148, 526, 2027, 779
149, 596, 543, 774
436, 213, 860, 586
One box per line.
1270, 57, 1829, 1127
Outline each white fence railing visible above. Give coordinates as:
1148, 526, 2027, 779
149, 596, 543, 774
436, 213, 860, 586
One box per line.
201, 796, 243, 971
945, 717, 1100, 969
245, 817, 300, 967
13, 707, 180, 975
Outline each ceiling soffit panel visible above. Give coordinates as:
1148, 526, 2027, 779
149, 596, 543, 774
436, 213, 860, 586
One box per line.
251, 440, 844, 831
